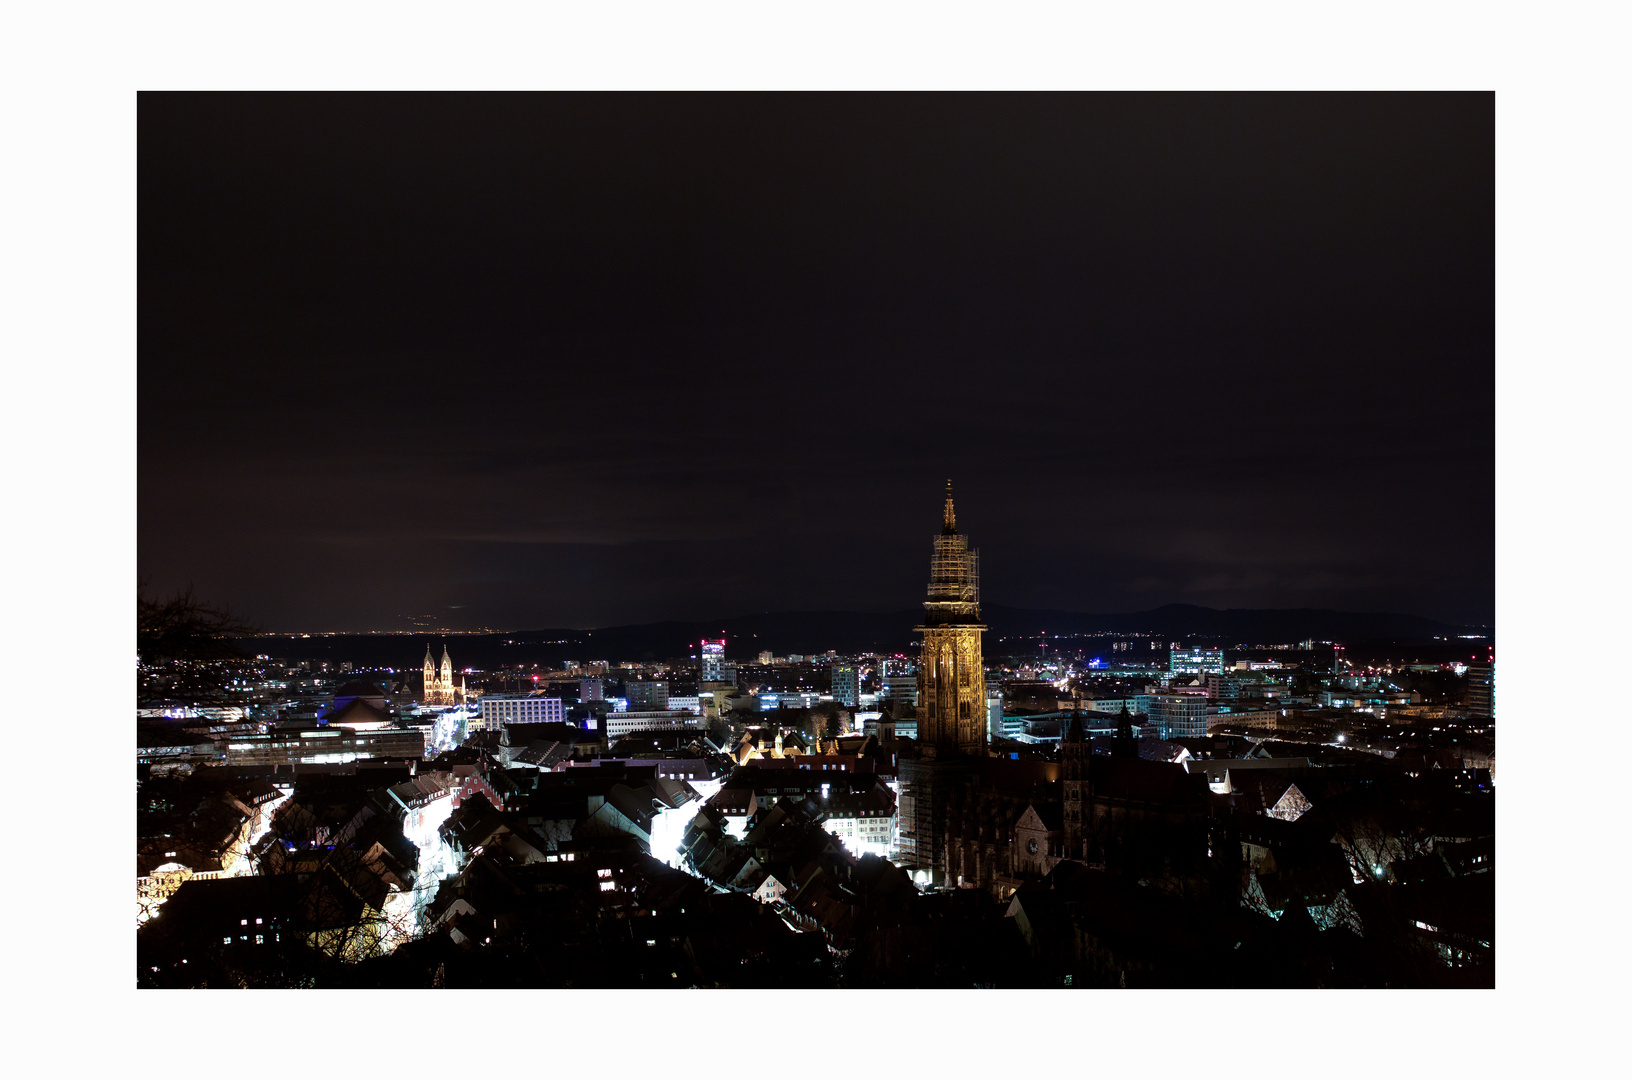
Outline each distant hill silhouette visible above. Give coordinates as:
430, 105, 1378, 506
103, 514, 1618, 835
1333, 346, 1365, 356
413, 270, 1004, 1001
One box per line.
981, 604, 1468, 644
244, 605, 1476, 671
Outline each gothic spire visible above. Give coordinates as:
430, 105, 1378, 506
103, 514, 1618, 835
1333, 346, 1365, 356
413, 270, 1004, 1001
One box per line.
942, 478, 957, 534
1114, 703, 1138, 758
1065, 711, 1086, 744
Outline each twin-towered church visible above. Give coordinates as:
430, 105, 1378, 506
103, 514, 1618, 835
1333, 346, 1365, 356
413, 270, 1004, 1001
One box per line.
422, 644, 466, 707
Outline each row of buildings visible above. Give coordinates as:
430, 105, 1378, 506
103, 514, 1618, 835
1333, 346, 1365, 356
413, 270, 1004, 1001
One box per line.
138, 485, 1493, 987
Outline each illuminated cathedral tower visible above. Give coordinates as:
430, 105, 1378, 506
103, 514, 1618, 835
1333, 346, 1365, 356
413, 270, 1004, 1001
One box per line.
422, 643, 464, 707
916, 481, 986, 759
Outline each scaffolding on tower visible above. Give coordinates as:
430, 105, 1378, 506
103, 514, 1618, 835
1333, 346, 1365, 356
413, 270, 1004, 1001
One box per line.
926, 534, 980, 622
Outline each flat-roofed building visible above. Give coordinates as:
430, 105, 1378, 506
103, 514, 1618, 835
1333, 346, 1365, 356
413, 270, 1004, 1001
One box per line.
480, 694, 566, 727
832, 665, 860, 707
1149, 693, 1211, 740
1169, 646, 1226, 675
882, 674, 919, 706
602, 709, 706, 739
218, 726, 426, 766
626, 680, 669, 711
1465, 661, 1493, 718
1206, 707, 1283, 732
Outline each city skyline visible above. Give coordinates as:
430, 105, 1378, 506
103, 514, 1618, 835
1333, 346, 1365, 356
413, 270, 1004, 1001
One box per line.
135, 483, 1498, 989
139, 95, 1493, 633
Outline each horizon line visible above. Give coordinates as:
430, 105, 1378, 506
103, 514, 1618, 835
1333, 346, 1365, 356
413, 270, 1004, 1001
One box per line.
241, 601, 1489, 638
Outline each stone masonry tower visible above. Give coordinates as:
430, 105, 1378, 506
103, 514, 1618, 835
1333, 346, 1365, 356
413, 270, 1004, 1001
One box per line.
916, 481, 986, 759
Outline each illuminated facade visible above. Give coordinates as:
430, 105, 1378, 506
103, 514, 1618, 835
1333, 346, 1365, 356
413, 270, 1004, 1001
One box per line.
480, 693, 566, 727
831, 664, 860, 707
422, 644, 465, 707
602, 709, 707, 738
1149, 692, 1209, 739
915, 482, 985, 759
219, 726, 428, 766
1169, 646, 1226, 675
700, 639, 726, 683
897, 483, 986, 883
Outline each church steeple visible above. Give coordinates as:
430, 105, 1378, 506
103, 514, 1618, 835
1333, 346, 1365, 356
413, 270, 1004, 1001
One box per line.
1065, 696, 1086, 744
1114, 703, 1138, 758
423, 642, 458, 707
917, 482, 985, 760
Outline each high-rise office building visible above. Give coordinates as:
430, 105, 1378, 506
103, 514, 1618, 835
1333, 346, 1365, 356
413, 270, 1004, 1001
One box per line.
1148, 692, 1210, 739
626, 680, 669, 711
1466, 657, 1494, 717
700, 639, 726, 683
1168, 646, 1225, 676
832, 664, 860, 707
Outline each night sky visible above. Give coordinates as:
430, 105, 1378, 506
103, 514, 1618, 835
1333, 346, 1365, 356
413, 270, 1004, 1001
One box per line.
138, 94, 1493, 633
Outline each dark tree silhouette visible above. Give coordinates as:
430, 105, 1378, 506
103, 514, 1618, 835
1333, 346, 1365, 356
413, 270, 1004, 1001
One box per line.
139, 584, 258, 663
138, 584, 261, 699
